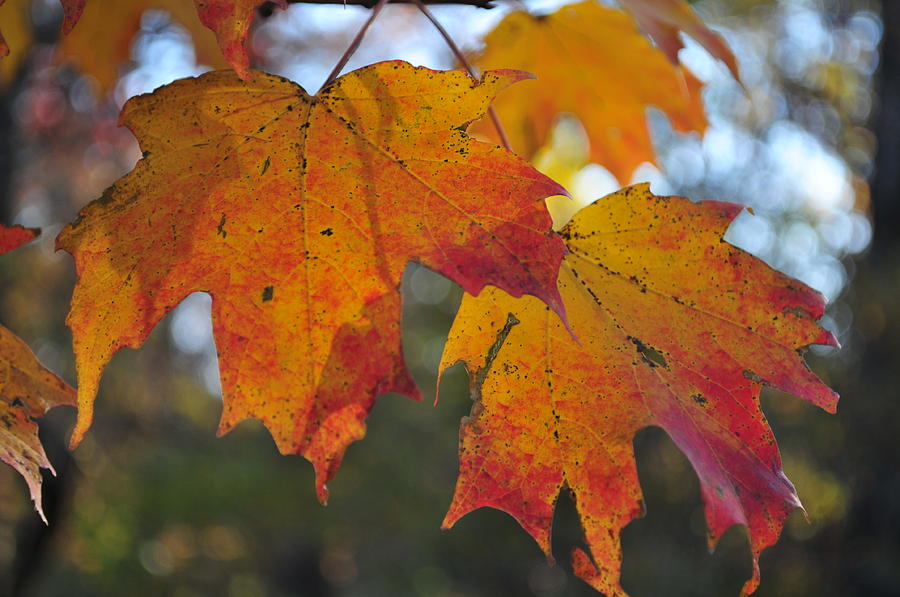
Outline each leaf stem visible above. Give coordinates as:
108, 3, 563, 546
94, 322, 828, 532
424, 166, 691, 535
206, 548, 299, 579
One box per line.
411, 0, 512, 151
322, 0, 391, 89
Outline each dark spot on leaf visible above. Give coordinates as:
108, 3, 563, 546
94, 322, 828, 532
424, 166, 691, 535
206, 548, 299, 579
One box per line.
320, 228, 334, 236
262, 286, 274, 302
628, 337, 668, 370
743, 370, 765, 383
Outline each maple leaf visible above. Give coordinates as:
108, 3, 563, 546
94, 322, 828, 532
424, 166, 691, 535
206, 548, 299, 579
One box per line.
57, 0, 230, 93
470, 2, 707, 182
618, 0, 741, 82
54, 0, 283, 87
0, 225, 76, 523
57, 61, 567, 502
439, 184, 838, 596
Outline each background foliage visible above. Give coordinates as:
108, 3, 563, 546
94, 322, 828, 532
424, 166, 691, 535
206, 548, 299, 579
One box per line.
0, 0, 897, 595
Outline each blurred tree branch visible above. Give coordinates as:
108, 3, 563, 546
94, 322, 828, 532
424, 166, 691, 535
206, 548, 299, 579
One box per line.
872, 0, 899, 257
261, 0, 495, 13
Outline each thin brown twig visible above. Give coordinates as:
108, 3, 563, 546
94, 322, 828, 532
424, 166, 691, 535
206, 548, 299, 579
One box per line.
321, 0, 391, 89
269, 0, 494, 8
410, 0, 513, 151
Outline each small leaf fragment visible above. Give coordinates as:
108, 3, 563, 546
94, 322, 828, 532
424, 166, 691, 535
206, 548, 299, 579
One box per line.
194, 0, 287, 79
0, 224, 39, 253
0, 225, 76, 523
60, 0, 87, 34
618, 0, 741, 82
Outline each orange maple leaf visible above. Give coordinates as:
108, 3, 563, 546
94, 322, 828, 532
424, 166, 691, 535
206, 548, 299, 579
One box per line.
57, 0, 230, 93
470, 2, 707, 182
0, 225, 76, 522
618, 0, 741, 82
56, 0, 283, 83
57, 61, 567, 502
440, 184, 837, 596
3, 0, 261, 90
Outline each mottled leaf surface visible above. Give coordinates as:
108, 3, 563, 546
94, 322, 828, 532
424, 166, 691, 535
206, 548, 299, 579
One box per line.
57, 61, 566, 501
0, 226, 76, 522
471, 2, 706, 181
619, 0, 740, 81
440, 184, 837, 596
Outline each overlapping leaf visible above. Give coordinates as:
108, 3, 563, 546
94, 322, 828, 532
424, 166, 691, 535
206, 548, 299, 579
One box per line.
57, 0, 281, 82
57, 61, 567, 501
440, 184, 837, 596
618, 0, 740, 81
470, 2, 707, 181
0, 226, 76, 522
57, 0, 230, 92
0, 0, 283, 90
1, 0, 233, 91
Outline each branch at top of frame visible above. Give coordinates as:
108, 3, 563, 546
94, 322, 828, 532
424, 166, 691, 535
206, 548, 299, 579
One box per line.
259, 0, 496, 14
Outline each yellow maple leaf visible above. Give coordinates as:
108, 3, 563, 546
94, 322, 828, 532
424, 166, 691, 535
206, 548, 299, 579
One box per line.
470, 1, 707, 182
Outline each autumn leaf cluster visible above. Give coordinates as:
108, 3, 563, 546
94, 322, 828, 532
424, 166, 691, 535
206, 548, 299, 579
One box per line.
0, 1, 838, 595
